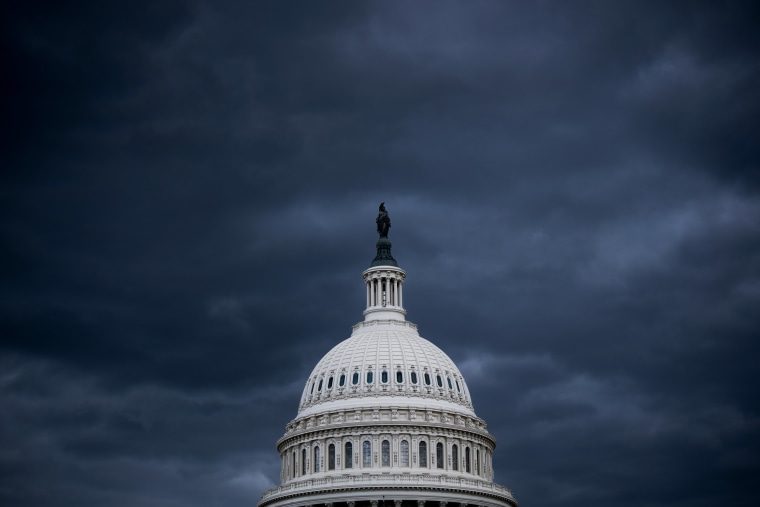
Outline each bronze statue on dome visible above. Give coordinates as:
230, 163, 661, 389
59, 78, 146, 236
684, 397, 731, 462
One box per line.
376, 202, 391, 238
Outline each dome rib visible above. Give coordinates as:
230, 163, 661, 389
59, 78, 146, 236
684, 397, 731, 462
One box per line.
297, 320, 475, 416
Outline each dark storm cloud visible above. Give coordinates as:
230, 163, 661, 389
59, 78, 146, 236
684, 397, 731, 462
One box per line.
1, 1, 759, 506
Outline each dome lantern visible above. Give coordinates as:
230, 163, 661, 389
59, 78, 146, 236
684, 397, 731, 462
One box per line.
362, 265, 406, 321
364, 202, 406, 321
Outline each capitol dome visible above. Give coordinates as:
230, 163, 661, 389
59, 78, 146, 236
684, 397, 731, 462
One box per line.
298, 320, 475, 418
258, 204, 517, 507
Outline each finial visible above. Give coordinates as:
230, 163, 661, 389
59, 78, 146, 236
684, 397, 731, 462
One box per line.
371, 202, 397, 267
376, 202, 390, 238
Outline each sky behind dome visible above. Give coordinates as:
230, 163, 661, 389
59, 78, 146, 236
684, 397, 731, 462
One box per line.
2, 1, 759, 506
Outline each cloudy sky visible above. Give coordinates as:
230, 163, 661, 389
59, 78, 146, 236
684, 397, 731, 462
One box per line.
2, 1, 759, 506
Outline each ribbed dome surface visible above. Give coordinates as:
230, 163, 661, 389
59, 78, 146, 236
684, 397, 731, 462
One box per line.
298, 319, 474, 416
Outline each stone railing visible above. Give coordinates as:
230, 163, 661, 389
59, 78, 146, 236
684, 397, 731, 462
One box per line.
282, 406, 490, 440
351, 319, 418, 332
260, 472, 515, 502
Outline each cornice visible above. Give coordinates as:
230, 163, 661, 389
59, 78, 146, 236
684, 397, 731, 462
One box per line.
258, 473, 517, 507
277, 423, 497, 452
277, 406, 494, 450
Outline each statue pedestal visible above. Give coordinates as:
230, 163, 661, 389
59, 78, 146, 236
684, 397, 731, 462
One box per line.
371, 237, 397, 267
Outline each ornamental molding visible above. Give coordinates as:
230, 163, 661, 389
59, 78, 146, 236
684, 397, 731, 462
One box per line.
277, 423, 497, 455
351, 319, 417, 332
280, 407, 491, 448
258, 472, 517, 507
301, 375, 473, 412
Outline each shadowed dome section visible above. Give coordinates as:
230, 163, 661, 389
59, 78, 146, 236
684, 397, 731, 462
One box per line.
298, 319, 474, 416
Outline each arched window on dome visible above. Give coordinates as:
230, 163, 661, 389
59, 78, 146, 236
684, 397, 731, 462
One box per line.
314, 446, 321, 472
363, 441, 371, 467
436, 442, 444, 469
381, 440, 390, 467
328, 444, 335, 470
345, 442, 353, 469
327, 376, 333, 389
452, 444, 459, 471
352, 372, 359, 385
318, 379, 323, 392
447, 377, 453, 390
302, 448, 306, 475
476, 449, 480, 476
310, 381, 315, 394
292, 451, 296, 477
455, 379, 461, 392
424, 372, 431, 386
400, 440, 409, 466
396, 371, 403, 383
410, 371, 418, 384
465, 446, 471, 473
339, 373, 345, 387
436, 374, 443, 388
381, 370, 388, 383
366, 370, 374, 384
419, 441, 427, 467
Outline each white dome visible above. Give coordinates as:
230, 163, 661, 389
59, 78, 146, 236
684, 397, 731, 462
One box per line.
259, 223, 516, 507
298, 319, 474, 418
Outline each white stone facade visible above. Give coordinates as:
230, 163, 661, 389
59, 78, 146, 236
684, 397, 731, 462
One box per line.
258, 264, 517, 507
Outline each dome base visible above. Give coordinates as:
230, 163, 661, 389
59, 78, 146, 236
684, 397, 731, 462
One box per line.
259, 472, 517, 507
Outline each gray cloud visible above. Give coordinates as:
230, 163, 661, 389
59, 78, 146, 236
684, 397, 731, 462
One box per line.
1, 1, 759, 506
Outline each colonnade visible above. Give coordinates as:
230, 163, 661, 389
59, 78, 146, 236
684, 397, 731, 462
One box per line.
365, 272, 404, 309
281, 433, 494, 483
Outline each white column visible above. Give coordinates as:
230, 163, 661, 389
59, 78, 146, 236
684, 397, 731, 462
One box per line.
366, 281, 370, 308
399, 283, 403, 308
